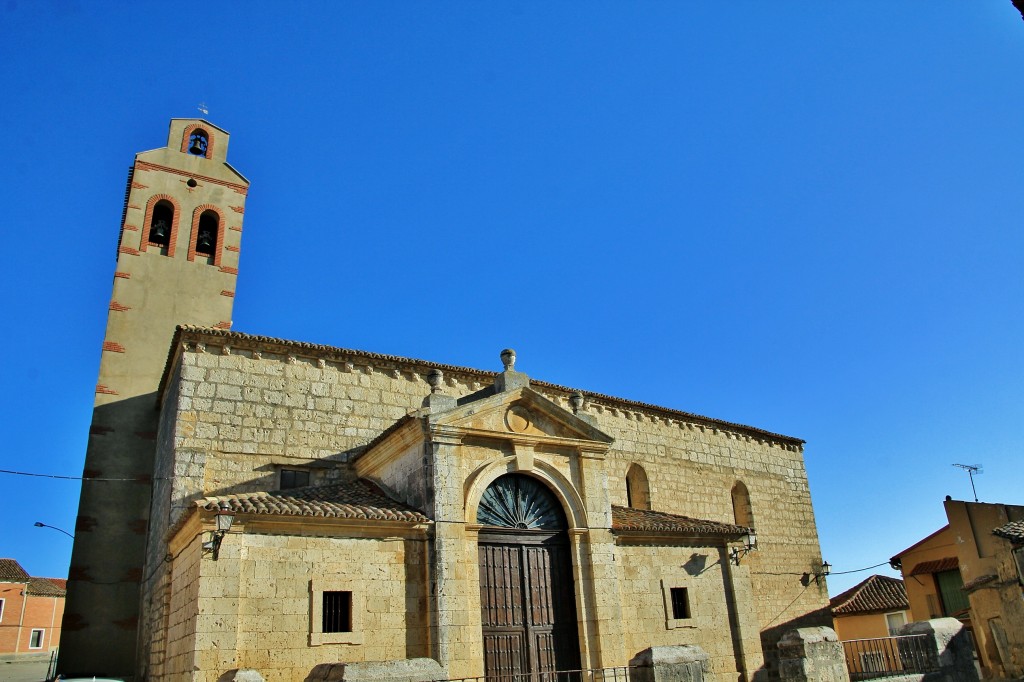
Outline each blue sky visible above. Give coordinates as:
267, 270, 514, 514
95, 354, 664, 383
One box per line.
1, 2, 1021, 598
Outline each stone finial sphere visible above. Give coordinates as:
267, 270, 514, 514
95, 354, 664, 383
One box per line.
500, 348, 516, 371
427, 369, 444, 393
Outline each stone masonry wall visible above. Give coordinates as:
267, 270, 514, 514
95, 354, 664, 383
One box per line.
224, 532, 428, 682
618, 543, 738, 678
158, 334, 827, 676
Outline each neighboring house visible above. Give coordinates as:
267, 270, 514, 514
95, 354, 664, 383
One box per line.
890, 500, 1024, 679
889, 525, 969, 624
62, 119, 833, 682
829, 575, 910, 641
942, 499, 1024, 679
0, 558, 66, 656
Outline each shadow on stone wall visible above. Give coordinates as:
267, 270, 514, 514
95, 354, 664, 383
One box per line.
760, 606, 834, 679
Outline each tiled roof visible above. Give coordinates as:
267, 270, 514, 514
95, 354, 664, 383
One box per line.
199, 480, 430, 523
27, 577, 66, 598
908, 557, 959, 576
46, 578, 68, 590
611, 506, 749, 537
163, 326, 804, 447
993, 520, 1024, 544
830, 575, 908, 615
0, 558, 30, 581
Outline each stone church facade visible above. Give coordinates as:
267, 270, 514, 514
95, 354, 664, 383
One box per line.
62, 120, 831, 682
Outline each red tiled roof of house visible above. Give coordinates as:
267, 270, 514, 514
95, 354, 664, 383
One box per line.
27, 576, 66, 597
45, 578, 68, 590
830, 575, 908, 615
993, 520, 1024, 544
0, 558, 31, 581
611, 506, 749, 537
908, 557, 959, 576
199, 480, 430, 523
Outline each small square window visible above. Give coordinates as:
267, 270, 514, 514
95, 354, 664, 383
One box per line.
29, 629, 44, 649
310, 579, 363, 646
322, 591, 352, 633
281, 469, 310, 490
670, 588, 690, 620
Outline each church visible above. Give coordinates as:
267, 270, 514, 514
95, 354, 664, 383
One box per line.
61, 120, 831, 682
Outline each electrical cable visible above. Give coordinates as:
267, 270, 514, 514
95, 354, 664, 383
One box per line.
0, 468, 161, 482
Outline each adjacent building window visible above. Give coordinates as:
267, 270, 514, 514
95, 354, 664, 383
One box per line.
322, 591, 352, 633
934, 569, 969, 616
670, 587, 690, 620
29, 629, 44, 649
280, 469, 310, 490
885, 611, 907, 636
0, 597, 5, 622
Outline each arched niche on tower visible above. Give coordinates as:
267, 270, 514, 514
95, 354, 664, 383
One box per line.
731, 480, 755, 529
626, 463, 651, 510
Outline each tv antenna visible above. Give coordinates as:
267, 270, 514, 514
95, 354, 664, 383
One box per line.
197, 102, 209, 116
952, 463, 983, 502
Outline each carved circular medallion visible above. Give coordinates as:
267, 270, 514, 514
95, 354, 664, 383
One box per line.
505, 405, 532, 433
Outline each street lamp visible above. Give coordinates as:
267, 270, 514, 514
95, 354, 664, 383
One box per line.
34, 522, 74, 539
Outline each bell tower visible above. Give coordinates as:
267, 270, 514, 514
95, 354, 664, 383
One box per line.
60, 120, 249, 678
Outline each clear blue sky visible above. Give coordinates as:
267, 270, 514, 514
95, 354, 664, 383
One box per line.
1, 2, 1021, 597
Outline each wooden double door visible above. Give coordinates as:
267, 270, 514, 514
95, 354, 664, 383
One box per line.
478, 531, 581, 680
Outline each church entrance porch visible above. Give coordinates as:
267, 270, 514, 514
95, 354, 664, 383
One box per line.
477, 475, 582, 681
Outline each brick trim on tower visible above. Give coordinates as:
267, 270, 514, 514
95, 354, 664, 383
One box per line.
179, 123, 215, 160
187, 204, 226, 266
140, 194, 182, 257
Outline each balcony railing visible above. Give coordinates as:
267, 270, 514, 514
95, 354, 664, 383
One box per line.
445, 666, 638, 682
842, 634, 939, 680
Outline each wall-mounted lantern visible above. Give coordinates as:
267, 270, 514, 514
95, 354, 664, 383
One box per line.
730, 529, 758, 565
202, 503, 235, 561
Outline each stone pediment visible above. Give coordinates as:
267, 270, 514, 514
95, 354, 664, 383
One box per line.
430, 386, 613, 449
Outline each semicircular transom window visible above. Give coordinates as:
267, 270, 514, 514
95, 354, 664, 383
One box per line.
477, 474, 567, 530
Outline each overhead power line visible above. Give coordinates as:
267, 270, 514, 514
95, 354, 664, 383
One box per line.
0, 468, 159, 482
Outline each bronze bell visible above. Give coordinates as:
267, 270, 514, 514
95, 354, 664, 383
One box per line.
196, 228, 214, 253
189, 135, 207, 156
150, 219, 169, 244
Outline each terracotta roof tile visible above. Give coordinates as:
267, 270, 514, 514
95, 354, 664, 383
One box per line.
611, 506, 749, 537
27, 577, 66, 597
830, 575, 908, 615
993, 520, 1024, 544
199, 480, 429, 524
0, 558, 30, 582
908, 557, 959, 576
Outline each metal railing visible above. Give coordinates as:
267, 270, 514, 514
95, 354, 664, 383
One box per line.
842, 634, 938, 680
444, 666, 637, 682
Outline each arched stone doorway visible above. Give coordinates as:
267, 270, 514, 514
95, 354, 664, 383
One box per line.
477, 474, 581, 679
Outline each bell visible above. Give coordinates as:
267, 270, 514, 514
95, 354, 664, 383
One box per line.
189, 135, 207, 156
197, 228, 214, 253
150, 219, 169, 243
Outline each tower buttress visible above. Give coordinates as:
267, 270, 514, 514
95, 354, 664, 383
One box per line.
60, 119, 249, 678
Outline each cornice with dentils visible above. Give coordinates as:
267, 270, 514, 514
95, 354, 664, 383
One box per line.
158, 325, 805, 448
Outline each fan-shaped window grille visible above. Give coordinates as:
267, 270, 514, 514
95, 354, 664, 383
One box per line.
477, 474, 567, 530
